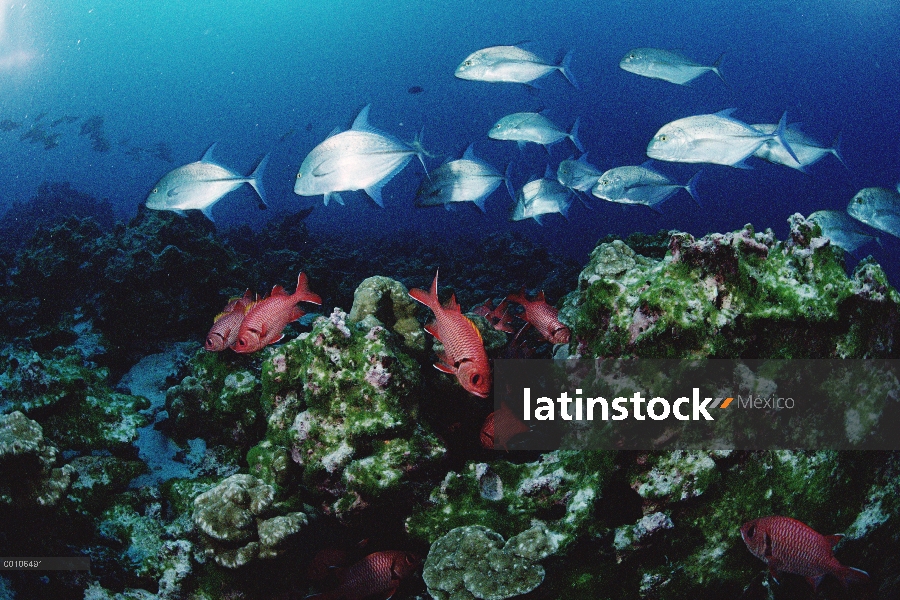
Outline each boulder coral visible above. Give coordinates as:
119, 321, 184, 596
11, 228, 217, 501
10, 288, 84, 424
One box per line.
0, 411, 74, 507
347, 275, 426, 351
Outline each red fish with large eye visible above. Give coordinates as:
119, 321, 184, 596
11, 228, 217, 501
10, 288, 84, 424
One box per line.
306, 550, 420, 600
480, 401, 529, 451
204, 289, 254, 351
233, 272, 322, 353
740, 516, 869, 590
506, 288, 570, 344
409, 271, 491, 397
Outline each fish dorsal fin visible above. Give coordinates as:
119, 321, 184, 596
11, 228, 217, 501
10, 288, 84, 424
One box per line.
444, 292, 460, 312
713, 108, 738, 119
462, 143, 477, 161
213, 310, 229, 323
201, 142, 218, 163
578, 152, 590, 164
824, 534, 843, 548
271, 284, 288, 297
536, 290, 546, 303
640, 159, 656, 170
325, 126, 341, 139
351, 104, 373, 132
468, 317, 483, 343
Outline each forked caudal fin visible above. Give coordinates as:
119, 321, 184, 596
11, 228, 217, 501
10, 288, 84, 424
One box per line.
569, 117, 584, 153
557, 49, 578, 88
711, 52, 727, 85
248, 153, 269, 209
774, 112, 801, 165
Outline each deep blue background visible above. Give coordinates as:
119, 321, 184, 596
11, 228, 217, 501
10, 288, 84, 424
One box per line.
1, 1, 898, 276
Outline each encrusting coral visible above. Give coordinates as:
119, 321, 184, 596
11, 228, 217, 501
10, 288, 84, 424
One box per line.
0, 411, 74, 507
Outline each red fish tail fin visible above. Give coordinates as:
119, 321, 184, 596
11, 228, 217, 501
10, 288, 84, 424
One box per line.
506, 286, 529, 306
294, 272, 323, 305
835, 565, 869, 589
409, 270, 440, 309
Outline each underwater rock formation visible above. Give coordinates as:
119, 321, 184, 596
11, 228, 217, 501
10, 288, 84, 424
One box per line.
422, 524, 548, 600
247, 307, 445, 516
347, 275, 425, 351
191, 473, 307, 568
0, 411, 74, 507
0, 347, 149, 453
562, 215, 900, 358
407, 451, 613, 553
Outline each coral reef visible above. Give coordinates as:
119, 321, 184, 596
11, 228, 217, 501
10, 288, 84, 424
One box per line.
347, 275, 425, 351
407, 451, 613, 552
191, 473, 307, 568
562, 215, 900, 359
422, 524, 549, 600
252, 308, 445, 515
0, 411, 74, 507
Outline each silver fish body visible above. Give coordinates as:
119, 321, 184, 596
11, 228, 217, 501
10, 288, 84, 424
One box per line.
294, 105, 425, 207
809, 210, 879, 253
415, 145, 511, 211
752, 124, 846, 171
619, 48, 724, 85
145, 143, 268, 221
455, 45, 577, 87
846, 187, 900, 239
646, 109, 798, 168
489, 112, 583, 152
511, 175, 573, 224
593, 162, 700, 208
557, 153, 603, 192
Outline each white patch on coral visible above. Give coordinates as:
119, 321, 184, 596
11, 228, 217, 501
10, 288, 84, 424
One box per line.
321, 441, 354, 474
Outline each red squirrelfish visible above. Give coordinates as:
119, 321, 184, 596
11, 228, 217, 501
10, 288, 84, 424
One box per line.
740, 516, 869, 590
506, 288, 570, 344
233, 272, 322, 353
307, 551, 420, 600
472, 299, 515, 333
204, 290, 254, 351
409, 271, 492, 397
480, 401, 529, 451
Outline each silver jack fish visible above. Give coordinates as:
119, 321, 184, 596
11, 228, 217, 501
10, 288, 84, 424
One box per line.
415, 144, 513, 211
455, 45, 577, 87
592, 161, 701, 210
619, 48, 725, 85
145, 143, 268, 221
846, 186, 900, 239
489, 112, 583, 152
809, 210, 880, 253
511, 167, 574, 224
557, 153, 603, 192
752, 124, 846, 172
646, 109, 799, 168
293, 105, 427, 207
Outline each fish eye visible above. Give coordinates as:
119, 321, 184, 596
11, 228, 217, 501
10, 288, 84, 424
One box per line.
630, 54, 636, 59
152, 188, 158, 194
659, 134, 667, 141
472, 374, 481, 385
747, 524, 756, 539
296, 173, 302, 179
464, 60, 472, 66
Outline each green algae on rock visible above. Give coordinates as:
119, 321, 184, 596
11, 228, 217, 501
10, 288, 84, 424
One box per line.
407, 451, 612, 552
562, 215, 900, 359
0, 411, 74, 507
252, 308, 445, 515
191, 473, 307, 568
347, 275, 426, 351
422, 525, 548, 600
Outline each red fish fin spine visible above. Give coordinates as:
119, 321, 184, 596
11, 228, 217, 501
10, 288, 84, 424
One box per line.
835, 566, 869, 589
824, 534, 843, 548
434, 362, 455, 374
424, 322, 441, 341
444, 292, 460, 312
536, 290, 546, 303
271, 284, 287, 297
289, 307, 306, 322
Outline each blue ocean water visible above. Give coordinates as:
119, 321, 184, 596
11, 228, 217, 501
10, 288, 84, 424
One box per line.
1, 0, 898, 274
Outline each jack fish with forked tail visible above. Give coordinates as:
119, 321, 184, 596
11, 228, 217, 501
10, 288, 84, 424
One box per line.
740, 516, 869, 590
233, 273, 322, 353
409, 271, 492, 397
204, 289, 254, 351
306, 551, 420, 600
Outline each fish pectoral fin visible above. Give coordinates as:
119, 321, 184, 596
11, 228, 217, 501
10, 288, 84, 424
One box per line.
259, 322, 268, 338
167, 187, 180, 197
824, 534, 843, 548
433, 361, 455, 374
806, 574, 826, 590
